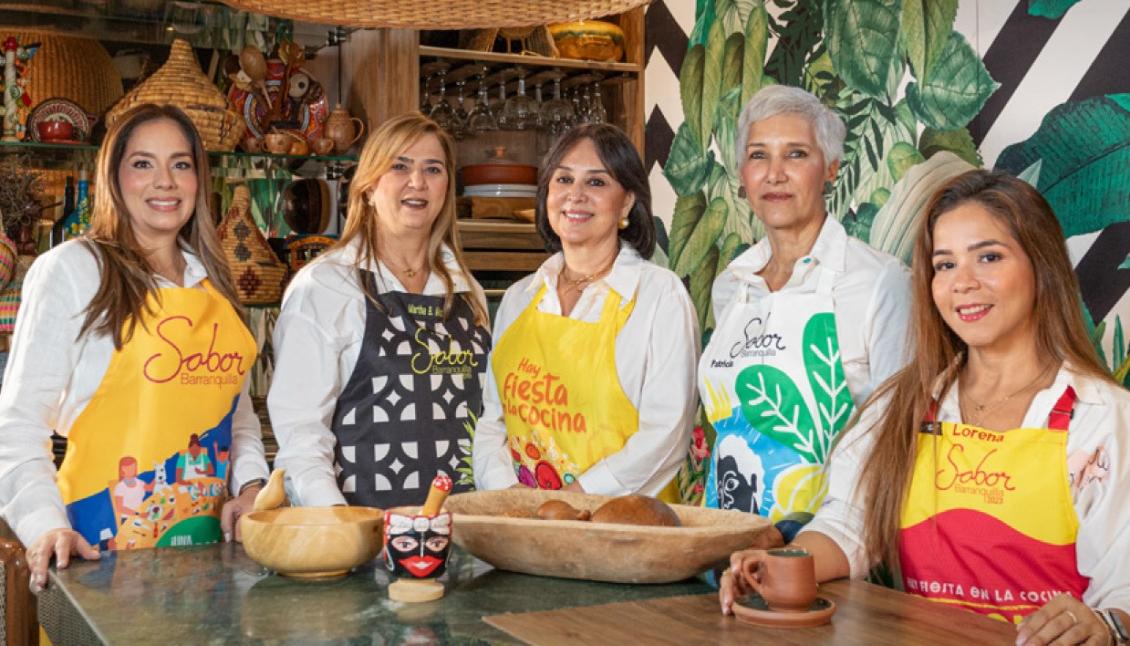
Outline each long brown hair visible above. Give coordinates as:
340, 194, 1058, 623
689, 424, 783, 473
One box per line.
336, 112, 487, 326
853, 169, 1116, 569
79, 104, 241, 349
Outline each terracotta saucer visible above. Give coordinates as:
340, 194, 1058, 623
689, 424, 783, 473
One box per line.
732, 592, 836, 628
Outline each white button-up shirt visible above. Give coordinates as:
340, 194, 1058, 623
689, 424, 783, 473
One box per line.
268, 239, 487, 507
804, 366, 1130, 612
473, 243, 699, 496
0, 240, 269, 546
711, 215, 912, 405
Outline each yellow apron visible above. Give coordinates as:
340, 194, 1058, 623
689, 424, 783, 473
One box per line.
491, 284, 677, 500
57, 280, 257, 550
898, 387, 1087, 623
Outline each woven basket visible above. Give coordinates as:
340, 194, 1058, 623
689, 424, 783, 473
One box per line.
1, 30, 122, 117
217, 0, 648, 29
218, 185, 287, 305
0, 232, 16, 290
106, 39, 244, 152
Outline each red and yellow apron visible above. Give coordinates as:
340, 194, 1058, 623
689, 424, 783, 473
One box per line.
57, 280, 257, 550
491, 285, 677, 500
898, 387, 1088, 623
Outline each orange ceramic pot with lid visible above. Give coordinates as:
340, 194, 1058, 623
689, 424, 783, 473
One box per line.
462, 146, 538, 186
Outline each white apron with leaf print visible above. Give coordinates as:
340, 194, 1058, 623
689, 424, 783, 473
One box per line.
700, 264, 854, 522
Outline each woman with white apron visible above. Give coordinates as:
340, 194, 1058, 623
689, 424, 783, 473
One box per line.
700, 86, 910, 537
270, 114, 491, 510
473, 124, 697, 500
0, 105, 269, 591
721, 171, 1130, 645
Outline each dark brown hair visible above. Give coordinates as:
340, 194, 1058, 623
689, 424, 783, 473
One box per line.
336, 112, 487, 327
535, 123, 656, 257
79, 104, 241, 349
852, 169, 1116, 570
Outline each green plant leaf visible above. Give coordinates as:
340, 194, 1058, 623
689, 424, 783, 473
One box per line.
995, 95, 1130, 237
680, 45, 706, 153
715, 232, 747, 281
844, 201, 879, 240
674, 196, 727, 277
702, 18, 727, 147
689, 243, 720, 333
802, 312, 855, 461
737, 365, 819, 463
825, 0, 900, 98
905, 32, 999, 130
722, 32, 745, 96
715, 86, 743, 173
1120, 255, 1130, 271
741, 1, 769, 105
918, 126, 983, 166
1028, 0, 1084, 19
664, 123, 714, 197
900, 0, 957, 80
668, 192, 708, 270
886, 141, 926, 183
1114, 316, 1126, 374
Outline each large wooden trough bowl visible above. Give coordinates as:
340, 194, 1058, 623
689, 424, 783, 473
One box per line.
241, 506, 383, 578
445, 489, 769, 583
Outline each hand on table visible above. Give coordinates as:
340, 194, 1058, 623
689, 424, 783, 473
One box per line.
221, 484, 261, 543
719, 548, 771, 616
1016, 594, 1111, 646
25, 528, 100, 594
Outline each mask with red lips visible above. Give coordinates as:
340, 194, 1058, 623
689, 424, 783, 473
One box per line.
383, 510, 452, 579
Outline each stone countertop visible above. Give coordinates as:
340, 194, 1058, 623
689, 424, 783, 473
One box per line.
40, 543, 712, 644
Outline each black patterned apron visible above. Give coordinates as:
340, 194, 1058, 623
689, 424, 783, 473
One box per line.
330, 271, 490, 508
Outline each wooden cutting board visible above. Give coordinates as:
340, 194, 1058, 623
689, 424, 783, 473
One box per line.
484, 580, 1018, 645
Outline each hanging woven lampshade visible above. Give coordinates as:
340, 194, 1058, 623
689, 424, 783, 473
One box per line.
217, 0, 648, 29
1, 30, 122, 117
106, 38, 244, 151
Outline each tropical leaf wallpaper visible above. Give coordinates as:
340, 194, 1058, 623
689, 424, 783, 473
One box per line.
642, 0, 1130, 501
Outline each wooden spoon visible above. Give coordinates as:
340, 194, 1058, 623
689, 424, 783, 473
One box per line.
252, 469, 287, 512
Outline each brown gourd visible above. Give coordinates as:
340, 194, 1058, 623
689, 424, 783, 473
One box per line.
590, 494, 681, 527
536, 500, 592, 521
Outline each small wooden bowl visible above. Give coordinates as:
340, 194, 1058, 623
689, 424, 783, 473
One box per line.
241, 506, 383, 579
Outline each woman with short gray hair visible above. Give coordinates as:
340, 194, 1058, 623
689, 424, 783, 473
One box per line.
699, 85, 911, 544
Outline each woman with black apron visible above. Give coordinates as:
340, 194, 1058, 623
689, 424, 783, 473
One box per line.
269, 113, 491, 509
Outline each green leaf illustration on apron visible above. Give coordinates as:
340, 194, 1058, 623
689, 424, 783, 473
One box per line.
735, 313, 854, 464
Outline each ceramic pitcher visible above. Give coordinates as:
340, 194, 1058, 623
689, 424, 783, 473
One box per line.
325, 104, 365, 154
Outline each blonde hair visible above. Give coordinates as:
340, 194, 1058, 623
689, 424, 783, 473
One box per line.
79, 104, 242, 349
852, 169, 1116, 570
336, 113, 487, 326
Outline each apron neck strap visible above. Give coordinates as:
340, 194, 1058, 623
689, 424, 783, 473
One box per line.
921, 385, 1078, 430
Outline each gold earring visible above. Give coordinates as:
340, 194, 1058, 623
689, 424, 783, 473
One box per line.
618, 217, 629, 230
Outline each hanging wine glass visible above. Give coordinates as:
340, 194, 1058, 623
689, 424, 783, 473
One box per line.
452, 79, 470, 140
466, 79, 499, 134
428, 65, 458, 134
588, 82, 608, 124
495, 78, 509, 130
539, 73, 575, 136
502, 67, 537, 131
419, 61, 449, 115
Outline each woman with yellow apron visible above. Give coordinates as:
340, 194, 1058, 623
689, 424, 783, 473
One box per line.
0, 105, 268, 592
719, 171, 1130, 645
473, 124, 698, 500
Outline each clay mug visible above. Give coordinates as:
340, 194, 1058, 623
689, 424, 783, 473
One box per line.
287, 136, 309, 157
742, 548, 818, 613
382, 507, 452, 580
242, 136, 263, 154
263, 132, 292, 155
310, 137, 335, 156
325, 104, 365, 154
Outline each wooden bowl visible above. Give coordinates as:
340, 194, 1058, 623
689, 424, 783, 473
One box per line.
445, 489, 769, 583
240, 506, 383, 579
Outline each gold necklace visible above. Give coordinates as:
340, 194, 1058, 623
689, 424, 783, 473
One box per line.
560, 257, 615, 295
959, 365, 1054, 426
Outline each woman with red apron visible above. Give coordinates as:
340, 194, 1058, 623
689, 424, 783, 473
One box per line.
720, 172, 1130, 645
269, 114, 491, 510
0, 105, 269, 591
